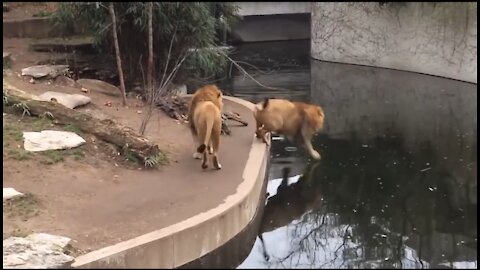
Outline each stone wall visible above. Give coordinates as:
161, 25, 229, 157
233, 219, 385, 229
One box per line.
311, 2, 477, 83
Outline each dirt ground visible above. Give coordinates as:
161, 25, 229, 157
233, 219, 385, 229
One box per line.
3, 2, 59, 22
3, 33, 256, 253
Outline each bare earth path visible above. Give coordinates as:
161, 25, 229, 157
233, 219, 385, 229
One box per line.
3, 36, 256, 253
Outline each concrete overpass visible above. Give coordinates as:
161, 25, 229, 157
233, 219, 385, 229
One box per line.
231, 2, 311, 43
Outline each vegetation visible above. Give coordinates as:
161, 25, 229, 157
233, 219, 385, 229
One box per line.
54, 2, 240, 88
4, 193, 41, 221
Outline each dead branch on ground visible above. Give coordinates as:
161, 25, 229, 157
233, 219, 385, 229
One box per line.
3, 84, 164, 168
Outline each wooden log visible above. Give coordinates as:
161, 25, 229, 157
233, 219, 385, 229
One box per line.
3, 84, 163, 167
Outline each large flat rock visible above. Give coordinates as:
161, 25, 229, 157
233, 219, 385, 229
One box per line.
21, 65, 69, 79
3, 233, 74, 269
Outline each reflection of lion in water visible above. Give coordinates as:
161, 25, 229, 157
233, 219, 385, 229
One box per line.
187, 84, 223, 170
254, 98, 325, 160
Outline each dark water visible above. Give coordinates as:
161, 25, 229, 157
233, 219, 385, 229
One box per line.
220, 40, 477, 269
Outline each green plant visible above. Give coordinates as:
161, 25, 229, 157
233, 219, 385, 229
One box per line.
121, 143, 139, 163
144, 152, 169, 168
4, 193, 41, 220
40, 150, 66, 164
12, 102, 31, 118
54, 2, 239, 86
33, 11, 53, 17
63, 124, 83, 135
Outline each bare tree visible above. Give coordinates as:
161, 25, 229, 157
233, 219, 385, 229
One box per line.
138, 2, 191, 135
108, 2, 128, 106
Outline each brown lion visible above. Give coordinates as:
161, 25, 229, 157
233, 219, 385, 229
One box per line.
187, 84, 223, 169
254, 98, 325, 160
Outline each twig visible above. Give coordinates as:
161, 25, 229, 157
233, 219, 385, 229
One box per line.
159, 25, 178, 95
219, 50, 290, 92
234, 60, 274, 75
139, 54, 146, 96
224, 111, 248, 126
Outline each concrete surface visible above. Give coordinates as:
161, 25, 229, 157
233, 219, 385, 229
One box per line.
311, 2, 477, 83
71, 96, 270, 268
234, 2, 311, 16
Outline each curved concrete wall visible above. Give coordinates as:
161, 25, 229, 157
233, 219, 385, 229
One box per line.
311, 3, 477, 83
71, 96, 269, 268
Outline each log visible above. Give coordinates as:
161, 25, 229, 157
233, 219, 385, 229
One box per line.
3, 83, 163, 167
155, 95, 248, 136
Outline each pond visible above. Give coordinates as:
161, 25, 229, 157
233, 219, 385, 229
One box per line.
219, 40, 477, 269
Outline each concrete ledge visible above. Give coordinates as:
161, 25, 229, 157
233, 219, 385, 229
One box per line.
71, 96, 269, 268
3, 17, 85, 38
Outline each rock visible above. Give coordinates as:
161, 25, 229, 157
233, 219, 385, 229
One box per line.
55, 75, 79, 88
37, 91, 91, 109
3, 188, 24, 201
171, 84, 187, 96
21, 65, 69, 79
3, 233, 74, 269
3, 52, 12, 68
23, 130, 86, 152
76, 79, 120, 97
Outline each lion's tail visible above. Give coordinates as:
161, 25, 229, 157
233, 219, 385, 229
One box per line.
196, 116, 214, 153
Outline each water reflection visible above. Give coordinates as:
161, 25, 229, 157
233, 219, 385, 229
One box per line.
241, 131, 477, 269
221, 40, 311, 104
226, 41, 476, 269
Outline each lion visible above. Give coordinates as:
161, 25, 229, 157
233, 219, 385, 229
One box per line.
254, 98, 325, 160
187, 84, 223, 169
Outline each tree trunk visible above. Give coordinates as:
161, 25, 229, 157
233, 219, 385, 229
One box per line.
109, 2, 128, 107
139, 2, 154, 136
147, 2, 154, 104
3, 86, 162, 166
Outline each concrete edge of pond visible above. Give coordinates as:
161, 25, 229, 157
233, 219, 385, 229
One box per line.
71, 95, 270, 269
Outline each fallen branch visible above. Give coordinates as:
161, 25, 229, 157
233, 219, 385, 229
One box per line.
224, 111, 248, 126
154, 95, 248, 135
219, 50, 291, 92
3, 83, 165, 168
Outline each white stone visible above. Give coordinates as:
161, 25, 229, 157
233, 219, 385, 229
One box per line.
21, 65, 69, 79
23, 130, 86, 152
3, 188, 24, 201
37, 91, 91, 109
3, 233, 74, 269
